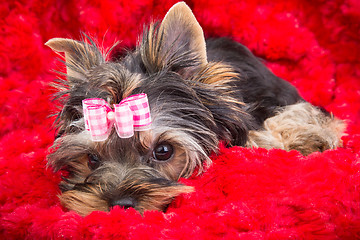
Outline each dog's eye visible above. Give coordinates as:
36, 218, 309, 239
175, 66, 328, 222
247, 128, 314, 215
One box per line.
88, 154, 101, 170
153, 142, 174, 161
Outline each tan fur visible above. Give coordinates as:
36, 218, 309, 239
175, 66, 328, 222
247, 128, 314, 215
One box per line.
189, 62, 248, 118
246, 102, 346, 155
60, 179, 193, 216
99, 66, 143, 104
192, 62, 239, 85
137, 185, 194, 212
140, 2, 207, 74
160, 2, 207, 65
59, 187, 109, 217
45, 38, 83, 52
67, 155, 92, 181
45, 38, 93, 80
140, 23, 163, 71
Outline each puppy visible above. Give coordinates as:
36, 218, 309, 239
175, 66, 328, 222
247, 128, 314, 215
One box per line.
46, 2, 345, 216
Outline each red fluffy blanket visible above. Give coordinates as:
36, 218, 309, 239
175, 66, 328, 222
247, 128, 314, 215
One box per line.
1, 0, 359, 239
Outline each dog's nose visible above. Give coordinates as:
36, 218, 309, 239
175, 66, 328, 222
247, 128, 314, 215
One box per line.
110, 197, 137, 209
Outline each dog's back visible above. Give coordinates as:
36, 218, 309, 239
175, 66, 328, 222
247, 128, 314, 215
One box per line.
206, 38, 302, 124
204, 37, 345, 155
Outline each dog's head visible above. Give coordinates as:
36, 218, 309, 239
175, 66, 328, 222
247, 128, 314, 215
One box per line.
46, 2, 248, 216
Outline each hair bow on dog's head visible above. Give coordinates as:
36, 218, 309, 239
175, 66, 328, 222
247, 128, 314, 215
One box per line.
82, 93, 151, 141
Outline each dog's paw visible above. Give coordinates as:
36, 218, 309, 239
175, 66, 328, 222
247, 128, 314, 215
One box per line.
246, 102, 346, 155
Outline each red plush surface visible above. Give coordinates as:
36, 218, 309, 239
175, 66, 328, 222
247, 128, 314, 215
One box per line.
1, 0, 360, 239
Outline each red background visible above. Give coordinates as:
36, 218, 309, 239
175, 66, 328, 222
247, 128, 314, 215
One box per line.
0, 0, 359, 239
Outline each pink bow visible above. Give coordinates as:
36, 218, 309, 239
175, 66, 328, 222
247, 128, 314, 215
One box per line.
82, 93, 151, 141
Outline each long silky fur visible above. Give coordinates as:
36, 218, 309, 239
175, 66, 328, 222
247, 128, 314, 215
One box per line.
46, 3, 344, 216
47, 22, 254, 215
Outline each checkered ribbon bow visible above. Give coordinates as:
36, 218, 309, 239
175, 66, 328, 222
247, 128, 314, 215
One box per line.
82, 93, 151, 141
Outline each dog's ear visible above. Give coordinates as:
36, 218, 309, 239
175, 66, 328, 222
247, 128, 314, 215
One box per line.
45, 38, 105, 80
141, 2, 207, 75
160, 2, 207, 64
46, 38, 106, 137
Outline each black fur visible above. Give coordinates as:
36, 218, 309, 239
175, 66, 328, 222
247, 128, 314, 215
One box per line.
46, 3, 308, 215
206, 38, 302, 124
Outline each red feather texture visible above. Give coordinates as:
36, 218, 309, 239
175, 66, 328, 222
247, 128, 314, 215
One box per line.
1, 0, 360, 239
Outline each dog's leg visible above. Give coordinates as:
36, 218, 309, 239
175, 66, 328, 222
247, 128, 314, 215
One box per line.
246, 102, 346, 155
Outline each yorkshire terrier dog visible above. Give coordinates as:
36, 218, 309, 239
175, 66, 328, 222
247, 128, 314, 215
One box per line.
46, 2, 345, 216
